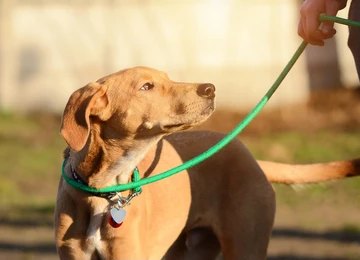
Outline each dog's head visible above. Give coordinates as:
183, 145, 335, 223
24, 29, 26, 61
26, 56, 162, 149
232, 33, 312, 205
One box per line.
60, 66, 215, 151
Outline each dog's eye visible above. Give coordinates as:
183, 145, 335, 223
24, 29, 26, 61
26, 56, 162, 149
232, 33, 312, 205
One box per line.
140, 83, 154, 91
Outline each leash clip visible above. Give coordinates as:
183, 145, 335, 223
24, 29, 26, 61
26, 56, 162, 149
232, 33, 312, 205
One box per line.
114, 189, 142, 209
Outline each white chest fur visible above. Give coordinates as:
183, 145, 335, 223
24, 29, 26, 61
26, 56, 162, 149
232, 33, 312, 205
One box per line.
85, 204, 107, 258
108, 138, 160, 184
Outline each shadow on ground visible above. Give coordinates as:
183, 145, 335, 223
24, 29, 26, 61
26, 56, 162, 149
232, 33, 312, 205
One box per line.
273, 227, 360, 244
268, 256, 350, 260
269, 227, 360, 260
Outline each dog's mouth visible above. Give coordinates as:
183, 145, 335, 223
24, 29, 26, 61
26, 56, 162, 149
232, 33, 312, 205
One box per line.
160, 123, 190, 132
160, 102, 215, 132
201, 103, 215, 115
162, 123, 184, 129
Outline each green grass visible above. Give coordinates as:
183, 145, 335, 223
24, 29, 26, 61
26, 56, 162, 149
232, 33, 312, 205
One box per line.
0, 112, 64, 221
0, 112, 359, 224
341, 223, 360, 234
243, 130, 360, 163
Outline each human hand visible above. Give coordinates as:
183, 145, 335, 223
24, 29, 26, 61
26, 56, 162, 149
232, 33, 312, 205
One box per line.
298, 0, 347, 45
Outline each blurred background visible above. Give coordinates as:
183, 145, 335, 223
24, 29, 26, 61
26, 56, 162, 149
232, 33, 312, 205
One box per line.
0, 0, 359, 259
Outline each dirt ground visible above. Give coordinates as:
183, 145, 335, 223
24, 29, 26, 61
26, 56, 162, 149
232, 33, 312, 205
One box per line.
1, 88, 360, 259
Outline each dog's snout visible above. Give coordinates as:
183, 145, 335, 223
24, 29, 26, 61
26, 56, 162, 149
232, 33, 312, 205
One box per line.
197, 83, 215, 98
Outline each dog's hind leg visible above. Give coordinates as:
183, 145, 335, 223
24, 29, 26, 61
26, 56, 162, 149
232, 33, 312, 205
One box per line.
164, 228, 220, 260
216, 183, 275, 260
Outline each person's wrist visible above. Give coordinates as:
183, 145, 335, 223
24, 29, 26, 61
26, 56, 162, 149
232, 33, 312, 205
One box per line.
336, 0, 348, 10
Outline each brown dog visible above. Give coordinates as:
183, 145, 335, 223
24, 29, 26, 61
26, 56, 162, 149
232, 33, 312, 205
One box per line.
55, 66, 360, 260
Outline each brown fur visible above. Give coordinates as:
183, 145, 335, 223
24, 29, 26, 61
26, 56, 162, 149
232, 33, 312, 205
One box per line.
55, 66, 360, 260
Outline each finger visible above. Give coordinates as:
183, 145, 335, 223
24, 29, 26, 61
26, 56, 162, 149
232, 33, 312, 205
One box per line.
321, 0, 341, 35
322, 28, 336, 39
299, 23, 324, 45
304, 19, 326, 45
301, 7, 325, 44
298, 19, 305, 38
298, 19, 324, 45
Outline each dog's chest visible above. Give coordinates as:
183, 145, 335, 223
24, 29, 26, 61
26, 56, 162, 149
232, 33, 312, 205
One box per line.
84, 204, 108, 258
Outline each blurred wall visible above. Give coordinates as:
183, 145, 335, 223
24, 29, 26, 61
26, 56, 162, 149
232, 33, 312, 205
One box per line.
0, 0, 358, 113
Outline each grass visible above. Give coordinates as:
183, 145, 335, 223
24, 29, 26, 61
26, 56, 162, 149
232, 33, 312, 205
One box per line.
0, 112, 63, 222
243, 130, 360, 163
0, 111, 359, 226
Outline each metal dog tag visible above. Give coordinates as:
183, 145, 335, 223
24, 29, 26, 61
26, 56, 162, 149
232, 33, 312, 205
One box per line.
109, 207, 126, 228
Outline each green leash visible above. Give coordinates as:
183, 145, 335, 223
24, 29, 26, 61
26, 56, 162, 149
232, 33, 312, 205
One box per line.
62, 15, 360, 195
319, 13, 360, 27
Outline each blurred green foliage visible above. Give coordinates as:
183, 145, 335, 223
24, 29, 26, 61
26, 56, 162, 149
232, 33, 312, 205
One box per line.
0, 112, 63, 222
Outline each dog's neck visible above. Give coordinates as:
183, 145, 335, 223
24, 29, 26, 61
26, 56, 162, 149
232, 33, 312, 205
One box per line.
69, 125, 162, 189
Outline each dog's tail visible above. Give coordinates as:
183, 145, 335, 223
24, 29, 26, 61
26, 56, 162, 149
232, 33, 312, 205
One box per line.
258, 158, 360, 184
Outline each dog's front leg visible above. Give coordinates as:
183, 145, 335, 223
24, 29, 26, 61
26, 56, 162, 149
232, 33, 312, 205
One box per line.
55, 197, 90, 259
55, 180, 99, 259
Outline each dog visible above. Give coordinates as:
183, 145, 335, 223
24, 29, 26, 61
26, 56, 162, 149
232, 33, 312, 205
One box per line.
55, 66, 360, 259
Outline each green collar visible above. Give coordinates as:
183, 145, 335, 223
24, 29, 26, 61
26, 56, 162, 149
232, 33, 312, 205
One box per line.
61, 159, 142, 199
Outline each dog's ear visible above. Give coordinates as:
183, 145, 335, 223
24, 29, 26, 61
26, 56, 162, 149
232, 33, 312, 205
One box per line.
60, 82, 110, 151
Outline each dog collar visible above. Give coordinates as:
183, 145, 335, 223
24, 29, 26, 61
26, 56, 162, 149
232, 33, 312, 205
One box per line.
61, 159, 142, 199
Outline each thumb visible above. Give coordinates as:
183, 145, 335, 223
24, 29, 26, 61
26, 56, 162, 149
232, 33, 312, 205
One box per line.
321, 0, 341, 36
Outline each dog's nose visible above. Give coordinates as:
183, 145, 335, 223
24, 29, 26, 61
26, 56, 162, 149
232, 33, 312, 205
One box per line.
197, 83, 215, 98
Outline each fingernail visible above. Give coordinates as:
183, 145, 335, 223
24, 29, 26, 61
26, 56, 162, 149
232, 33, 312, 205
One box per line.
322, 27, 330, 34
